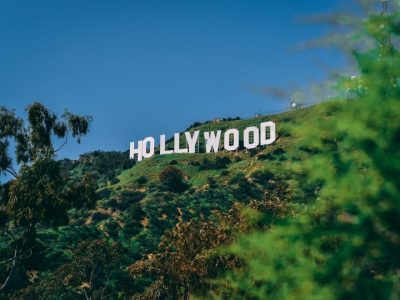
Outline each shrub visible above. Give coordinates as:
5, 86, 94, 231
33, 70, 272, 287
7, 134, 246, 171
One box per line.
199, 156, 231, 170
159, 166, 188, 193
168, 160, 178, 165
206, 177, 217, 188
109, 177, 120, 185
250, 169, 274, 185
136, 176, 148, 185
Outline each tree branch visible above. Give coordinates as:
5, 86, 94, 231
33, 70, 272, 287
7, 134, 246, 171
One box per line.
9, 165, 18, 176
100, 270, 114, 300
4, 228, 18, 243
53, 130, 69, 153
83, 288, 91, 300
0, 246, 17, 292
4, 168, 17, 178
0, 245, 36, 267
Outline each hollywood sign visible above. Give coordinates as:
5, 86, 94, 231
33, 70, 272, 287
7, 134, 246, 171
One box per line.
129, 121, 276, 161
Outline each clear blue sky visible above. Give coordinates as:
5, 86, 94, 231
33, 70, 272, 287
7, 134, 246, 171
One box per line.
1, 0, 347, 161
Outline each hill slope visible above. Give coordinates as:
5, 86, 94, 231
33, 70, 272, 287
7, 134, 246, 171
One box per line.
4, 103, 329, 298
63, 104, 325, 255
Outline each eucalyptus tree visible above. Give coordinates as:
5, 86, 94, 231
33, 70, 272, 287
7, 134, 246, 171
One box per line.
0, 102, 96, 292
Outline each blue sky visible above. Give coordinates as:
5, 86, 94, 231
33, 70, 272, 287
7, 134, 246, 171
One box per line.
0, 0, 347, 161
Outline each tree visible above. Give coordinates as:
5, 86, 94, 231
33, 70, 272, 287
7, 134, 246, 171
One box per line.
13, 239, 126, 300
0, 102, 95, 293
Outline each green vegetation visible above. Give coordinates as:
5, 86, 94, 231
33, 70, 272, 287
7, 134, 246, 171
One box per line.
1, 3, 399, 299
0, 97, 326, 299
207, 5, 400, 300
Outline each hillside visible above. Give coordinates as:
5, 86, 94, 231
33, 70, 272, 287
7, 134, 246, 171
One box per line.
0, 102, 335, 298
86, 104, 320, 249
2, 90, 399, 299
0, 101, 336, 299
49, 105, 324, 291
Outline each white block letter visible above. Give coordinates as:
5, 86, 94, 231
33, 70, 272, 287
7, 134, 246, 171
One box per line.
244, 127, 260, 149
174, 133, 188, 154
130, 140, 143, 161
224, 129, 239, 151
260, 121, 276, 145
204, 130, 221, 153
142, 137, 155, 159
185, 131, 199, 154
160, 134, 173, 155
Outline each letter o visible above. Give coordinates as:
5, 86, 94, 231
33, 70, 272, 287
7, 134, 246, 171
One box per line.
142, 137, 155, 159
243, 127, 260, 149
224, 129, 239, 151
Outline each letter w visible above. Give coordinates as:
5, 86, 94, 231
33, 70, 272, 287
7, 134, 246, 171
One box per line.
204, 131, 221, 153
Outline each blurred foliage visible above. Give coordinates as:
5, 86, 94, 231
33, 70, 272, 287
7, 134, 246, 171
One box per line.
206, 3, 400, 300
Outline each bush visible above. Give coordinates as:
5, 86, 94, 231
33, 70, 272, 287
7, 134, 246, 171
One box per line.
91, 211, 107, 222
206, 177, 217, 188
97, 187, 112, 199
199, 156, 231, 170
250, 169, 274, 185
221, 170, 230, 176
159, 166, 188, 193
109, 177, 120, 185
136, 176, 148, 185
